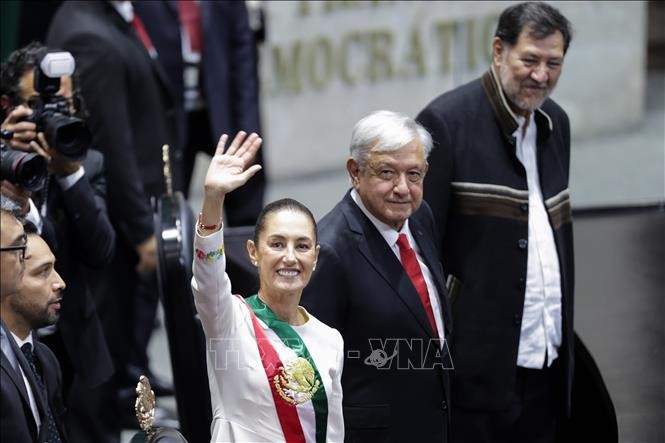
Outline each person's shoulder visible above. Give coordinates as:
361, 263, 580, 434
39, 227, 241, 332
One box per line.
411, 201, 436, 230
50, 1, 102, 32
34, 340, 60, 368
316, 196, 353, 240
48, 2, 121, 49
83, 149, 104, 166
304, 311, 344, 343
539, 98, 571, 138
420, 77, 484, 115
540, 97, 569, 122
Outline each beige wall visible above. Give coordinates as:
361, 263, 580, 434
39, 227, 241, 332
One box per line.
258, 1, 647, 181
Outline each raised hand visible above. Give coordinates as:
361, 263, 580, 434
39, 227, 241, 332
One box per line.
204, 131, 263, 200
199, 132, 263, 232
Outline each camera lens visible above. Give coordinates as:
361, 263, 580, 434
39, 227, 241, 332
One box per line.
43, 114, 91, 160
0, 146, 48, 192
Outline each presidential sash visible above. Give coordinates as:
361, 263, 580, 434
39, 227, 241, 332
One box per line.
240, 294, 329, 443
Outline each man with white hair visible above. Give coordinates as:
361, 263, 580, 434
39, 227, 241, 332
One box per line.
302, 110, 452, 442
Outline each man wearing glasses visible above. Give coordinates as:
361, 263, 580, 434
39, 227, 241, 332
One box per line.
1, 219, 68, 442
1, 42, 115, 442
0, 208, 26, 298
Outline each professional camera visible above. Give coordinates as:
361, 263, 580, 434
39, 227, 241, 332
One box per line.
0, 140, 47, 192
23, 50, 91, 160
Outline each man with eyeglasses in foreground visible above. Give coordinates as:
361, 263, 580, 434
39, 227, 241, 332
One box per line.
301, 110, 452, 442
1, 209, 69, 442
1, 42, 117, 442
1, 206, 27, 297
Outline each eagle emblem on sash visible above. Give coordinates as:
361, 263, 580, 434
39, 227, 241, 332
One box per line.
274, 357, 320, 404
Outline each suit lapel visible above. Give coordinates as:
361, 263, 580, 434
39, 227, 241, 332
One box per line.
131, 26, 177, 105
33, 341, 67, 439
340, 193, 436, 338
13, 343, 49, 422
105, 1, 177, 106
1, 357, 40, 442
410, 217, 452, 336
1, 351, 32, 408
166, 0, 179, 18
0, 323, 45, 437
199, 1, 212, 45
1, 322, 31, 406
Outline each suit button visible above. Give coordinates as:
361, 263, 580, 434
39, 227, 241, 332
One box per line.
513, 314, 521, 326
518, 238, 528, 249
520, 203, 528, 213
441, 400, 448, 411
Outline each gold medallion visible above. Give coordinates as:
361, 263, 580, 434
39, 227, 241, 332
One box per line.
274, 357, 320, 405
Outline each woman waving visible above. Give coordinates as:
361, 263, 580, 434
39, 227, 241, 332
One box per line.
192, 131, 344, 442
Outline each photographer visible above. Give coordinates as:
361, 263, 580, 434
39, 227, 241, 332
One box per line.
48, 1, 183, 433
1, 42, 116, 441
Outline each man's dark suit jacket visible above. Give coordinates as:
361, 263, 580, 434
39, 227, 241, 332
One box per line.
1, 322, 68, 442
301, 191, 452, 443
46, 0, 180, 247
45, 149, 115, 387
134, 1, 265, 225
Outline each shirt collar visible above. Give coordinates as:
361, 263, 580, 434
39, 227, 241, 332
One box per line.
513, 113, 536, 138
110, 1, 134, 23
10, 331, 34, 350
488, 65, 554, 133
490, 64, 522, 125
350, 189, 411, 247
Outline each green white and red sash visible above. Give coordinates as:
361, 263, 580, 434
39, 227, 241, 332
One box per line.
239, 294, 329, 443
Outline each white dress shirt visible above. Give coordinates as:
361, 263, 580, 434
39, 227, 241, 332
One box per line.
514, 114, 563, 369
350, 189, 445, 342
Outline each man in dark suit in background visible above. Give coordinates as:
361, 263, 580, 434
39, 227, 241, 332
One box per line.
1, 225, 68, 442
47, 0, 180, 435
301, 110, 452, 443
416, 3, 574, 442
135, 0, 265, 226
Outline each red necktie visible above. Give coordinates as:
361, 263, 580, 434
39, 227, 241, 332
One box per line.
131, 14, 157, 58
397, 233, 439, 335
178, 0, 203, 52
